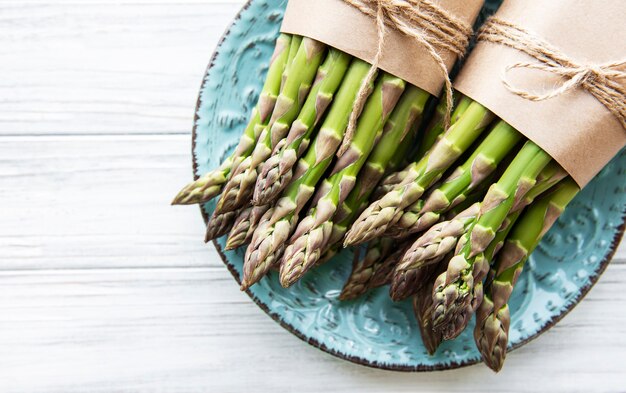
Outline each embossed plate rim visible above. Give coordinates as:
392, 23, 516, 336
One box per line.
190, 0, 626, 372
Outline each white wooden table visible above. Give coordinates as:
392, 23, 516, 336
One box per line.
2, 1, 625, 392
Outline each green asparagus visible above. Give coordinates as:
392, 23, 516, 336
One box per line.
344, 100, 495, 246
390, 202, 480, 301
413, 262, 447, 355
319, 105, 423, 264
172, 34, 292, 205
205, 208, 240, 242
216, 38, 326, 214
339, 238, 395, 301
432, 141, 552, 339
386, 121, 523, 238
279, 76, 415, 288
475, 178, 579, 372
254, 50, 352, 205
372, 96, 473, 201
224, 204, 271, 250
241, 60, 377, 290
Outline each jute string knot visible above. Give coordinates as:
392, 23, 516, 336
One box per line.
338, 0, 473, 156
479, 17, 626, 130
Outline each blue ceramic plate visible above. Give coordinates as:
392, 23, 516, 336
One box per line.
192, 0, 626, 371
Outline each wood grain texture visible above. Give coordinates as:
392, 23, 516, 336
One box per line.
0, 2, 241, 135
0, 1, 624, 392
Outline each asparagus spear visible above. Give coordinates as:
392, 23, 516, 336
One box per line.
241, 61, 377, 290
319, 109, 423, 264
172, 158, 233, 206
344, 101, 495, 246
326, 97, 472, 261
386, 121, 523, 238
254, 50, 352, 205
475, 179, 579, 372
340, 239, 411, 300
205, 208, 240, 242
383, 125, 418, 176
415, 94, 472, 160
413, 262, 447, 355
224, 204, 271, 250
216, 38, 326, 214
442, 162, 568, 340
397, 161, 566, 270
279, 78, 418, 288
368, 242, 413, 289
282, 35, 303, 89
392, 160, 567, 304
227, 60, 373, 251
372, 96, 473, 201
172, 34, 292, 205
390, 203, 480, 301
431, 141, 552, 339
339, 238, 394, 301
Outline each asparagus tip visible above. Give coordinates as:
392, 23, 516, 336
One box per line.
171, 189, 192, 205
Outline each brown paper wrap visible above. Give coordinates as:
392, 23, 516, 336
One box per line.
455, 0, 626, 187
280, 0, 483, 97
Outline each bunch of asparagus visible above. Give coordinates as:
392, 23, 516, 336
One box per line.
339, 94, 580, 371
174, 33, 582, 372
174, 33, 435, 289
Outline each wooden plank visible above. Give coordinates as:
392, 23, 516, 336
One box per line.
0, 265, 624, 393
0, 135, 213, 270
0, 2, 241, 135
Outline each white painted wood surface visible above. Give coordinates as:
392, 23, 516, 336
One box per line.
1, 1, 624, 392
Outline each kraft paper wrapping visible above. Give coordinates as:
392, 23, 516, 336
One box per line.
280, 0, 484, 97
455, 0, 626, 187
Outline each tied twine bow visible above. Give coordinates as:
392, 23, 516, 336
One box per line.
479, 17, 626, 130
337, 0, 473, 156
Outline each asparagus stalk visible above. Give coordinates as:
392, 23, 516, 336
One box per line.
368, 242, 413, 290
413, 262, 447, 355
280, 79, 423, 288
282, 35, 303, 89
475, 179, 579, 372
395, 161, 566, 278
447, 162, 567, 340
319, 111, 422, 264
340, 239, 411, 300
384, 125, 418, 176
344, 100, 495, 246
464, 162, 568, 261
432, 141, 552, 339
205, 208, 240, 242
254, 50, 352, 205
415, 94, 472, 160
336, 99, 473, 255
216, 38, 326, 214
227, 60, 375, 251
390, 203, 480, 301
339, 238, 395, 301
224, 204, 271, 250
390, 145, 566, 303
172, 158, 233, 206
372, 96, 473, 201
172, 34, 292, 205
241, 61, 377, 290
386, 121, 523, 238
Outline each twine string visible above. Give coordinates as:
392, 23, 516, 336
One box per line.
479, 17, 626, 130
338, 0, 473, 156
